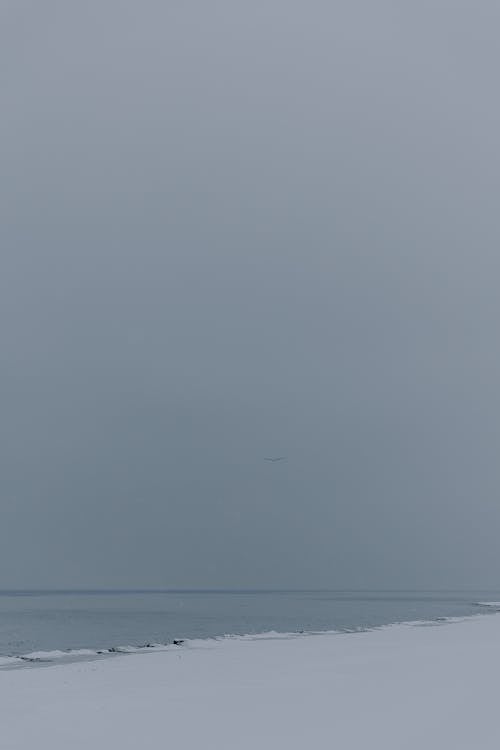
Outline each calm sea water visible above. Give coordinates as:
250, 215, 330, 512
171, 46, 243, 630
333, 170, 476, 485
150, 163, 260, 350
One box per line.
0, 589, 497, 663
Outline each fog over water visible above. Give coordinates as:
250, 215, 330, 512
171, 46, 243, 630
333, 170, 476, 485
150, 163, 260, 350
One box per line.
1, 1, 500, 588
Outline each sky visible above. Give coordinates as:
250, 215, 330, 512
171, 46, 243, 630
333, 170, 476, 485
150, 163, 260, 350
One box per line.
1, 0, 500, 589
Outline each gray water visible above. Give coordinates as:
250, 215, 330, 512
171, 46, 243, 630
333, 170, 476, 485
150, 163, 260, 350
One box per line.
0, 589, 497, 664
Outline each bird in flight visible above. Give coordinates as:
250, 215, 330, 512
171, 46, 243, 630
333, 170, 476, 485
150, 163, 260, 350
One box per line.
264, 457, 287, 462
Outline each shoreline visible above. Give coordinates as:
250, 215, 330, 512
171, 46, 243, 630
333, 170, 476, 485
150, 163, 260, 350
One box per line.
3, 613, 500, 748
1, 605, 498, 671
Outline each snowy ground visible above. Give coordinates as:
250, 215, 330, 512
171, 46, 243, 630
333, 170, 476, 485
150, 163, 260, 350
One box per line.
2, 614, 499, 749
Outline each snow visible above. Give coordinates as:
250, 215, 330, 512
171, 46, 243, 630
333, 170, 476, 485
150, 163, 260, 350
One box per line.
1, 614, 500, 749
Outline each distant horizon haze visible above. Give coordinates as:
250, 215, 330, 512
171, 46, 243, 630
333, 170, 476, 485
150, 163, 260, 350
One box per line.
2, 0, 500, 589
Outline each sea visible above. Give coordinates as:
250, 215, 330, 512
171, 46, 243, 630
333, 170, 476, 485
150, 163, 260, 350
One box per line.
0, 589, 498, 668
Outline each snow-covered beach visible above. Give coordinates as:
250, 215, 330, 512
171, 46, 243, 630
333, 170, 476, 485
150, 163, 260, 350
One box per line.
2, 613, 499, 749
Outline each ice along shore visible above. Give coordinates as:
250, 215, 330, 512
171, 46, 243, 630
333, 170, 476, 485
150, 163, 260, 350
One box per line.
2, 613, 499, 749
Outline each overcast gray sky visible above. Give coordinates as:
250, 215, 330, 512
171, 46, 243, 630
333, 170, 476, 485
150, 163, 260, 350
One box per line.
1, 0, 500, 589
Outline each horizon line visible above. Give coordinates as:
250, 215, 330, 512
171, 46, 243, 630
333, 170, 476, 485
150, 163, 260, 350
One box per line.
0, 586, 498, 594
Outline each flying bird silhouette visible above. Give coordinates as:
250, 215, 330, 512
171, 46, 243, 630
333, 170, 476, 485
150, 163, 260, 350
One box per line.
264, 457, 287, 462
